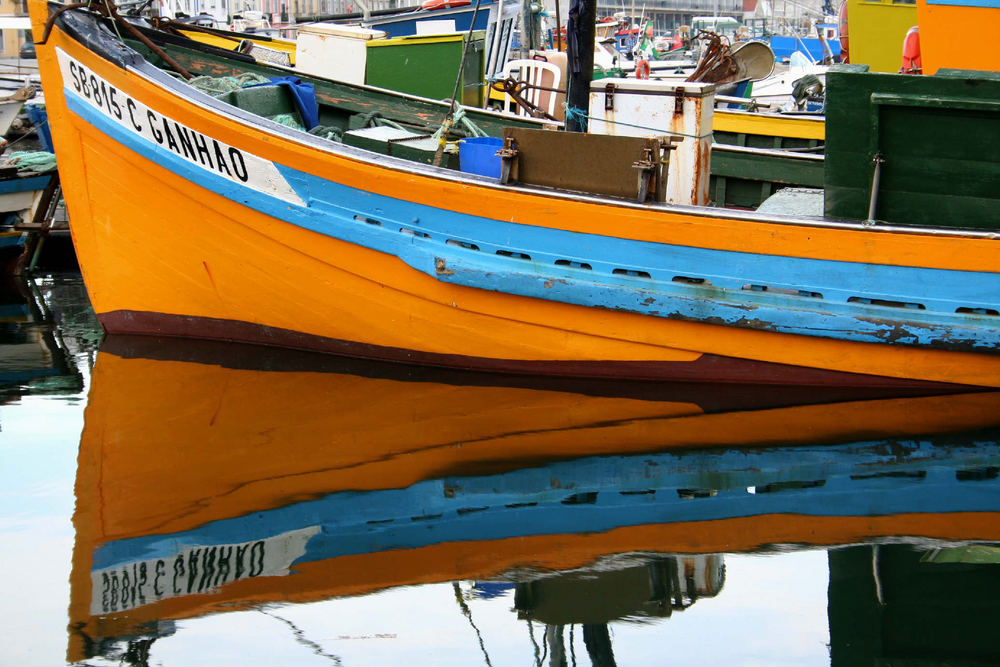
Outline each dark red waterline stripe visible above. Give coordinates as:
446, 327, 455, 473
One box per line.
99, 310, 977, 389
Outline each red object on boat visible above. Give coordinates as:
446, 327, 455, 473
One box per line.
420, 0, 471, 9
900, 26, 922, 74
838, 0, 849, 63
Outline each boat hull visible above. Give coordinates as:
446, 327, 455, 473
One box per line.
31, 3, 1000, 386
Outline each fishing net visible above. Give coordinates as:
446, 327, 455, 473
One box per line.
6, 151, 57, 173
269, 113, 305, 131
308, 125, 344, 142
188, 73, 272, 96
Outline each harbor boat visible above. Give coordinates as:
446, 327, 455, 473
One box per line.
0, 155, 59, 274
29, 0, 1000, 387
67, 338, 1000, 661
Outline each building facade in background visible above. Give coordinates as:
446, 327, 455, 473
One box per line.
0, 0, 31, 57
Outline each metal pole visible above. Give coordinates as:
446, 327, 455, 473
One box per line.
555, 0, 562, 51
432, 0, 485, 166
866, 153, 884, 225
565, 0, 595, 132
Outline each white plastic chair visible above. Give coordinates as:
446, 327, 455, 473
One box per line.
498, 58, 563, 119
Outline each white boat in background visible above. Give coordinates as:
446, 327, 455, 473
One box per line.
743, 52, 828, 111
0, 99, 24, 136
0, 84, 40, 136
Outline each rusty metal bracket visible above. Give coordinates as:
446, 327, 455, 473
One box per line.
632, 146, 657, 202
604, 83, 615, 111
490, 78, 560, 121
674, 86, 686, 115
497, 136, 519, 184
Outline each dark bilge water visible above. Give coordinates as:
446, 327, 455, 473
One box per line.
2, 272, 999, 667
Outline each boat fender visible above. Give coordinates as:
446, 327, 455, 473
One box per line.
635, 59, 651, 79
420, 0, 471, 9
899, 26, 921, 74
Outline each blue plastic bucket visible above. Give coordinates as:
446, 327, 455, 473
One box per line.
458, 136, 503, 178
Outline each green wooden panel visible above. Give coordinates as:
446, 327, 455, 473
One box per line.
365, 34, 484, 107
710, 147, 825, 208
824, 65, 1000, 229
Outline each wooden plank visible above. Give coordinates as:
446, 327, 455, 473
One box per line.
501, 128, 671, 201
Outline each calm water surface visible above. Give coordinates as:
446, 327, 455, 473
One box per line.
2, 272, 998, 666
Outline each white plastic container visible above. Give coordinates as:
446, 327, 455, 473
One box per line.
295, 23, 386, 85
588, 78, 715, 206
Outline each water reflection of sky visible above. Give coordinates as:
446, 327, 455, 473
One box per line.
145, 551, 829, 667
1, 396, 84, 667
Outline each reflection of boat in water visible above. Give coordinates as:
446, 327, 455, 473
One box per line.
69, 338, 1000, 661
0, 275, 83, 400
830, 543, 1000, 665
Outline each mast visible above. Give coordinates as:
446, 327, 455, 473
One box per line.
565, 0, 596, 132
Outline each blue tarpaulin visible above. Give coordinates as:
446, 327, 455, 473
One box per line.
247, 77, 320, 130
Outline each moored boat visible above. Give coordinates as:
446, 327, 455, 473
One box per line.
28, 0, 1000, 387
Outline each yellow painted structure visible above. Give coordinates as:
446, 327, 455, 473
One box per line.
846, 0, 919, 72
713, 107, 825, 140
179, 28, 297, 65
916, 0, 1000, 74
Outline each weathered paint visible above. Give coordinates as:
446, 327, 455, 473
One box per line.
178, 27, 298, 65
586, 79, 716, 205
65, 67, 1000, 347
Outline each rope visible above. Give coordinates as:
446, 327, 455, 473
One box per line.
563, 105, 588, 132
456, 115, 487, 138
3, 124, 47, 151
563, 106, 713, 140
102, 0, 124, 42
433, 104, 466, 141
433, 0, 485, 166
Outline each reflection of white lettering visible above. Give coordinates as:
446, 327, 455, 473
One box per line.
90, 526, 319, 615
56, 48, 304, 205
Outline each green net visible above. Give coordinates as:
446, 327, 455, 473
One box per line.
188, 73, 273, 96
7, 151, 57, 173
269, 113, 305, 131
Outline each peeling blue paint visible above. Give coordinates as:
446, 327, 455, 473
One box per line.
71, 93, 1000, 352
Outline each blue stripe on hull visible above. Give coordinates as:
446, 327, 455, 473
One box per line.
92, 436, 1000, 569
68, 92, 1000, 351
